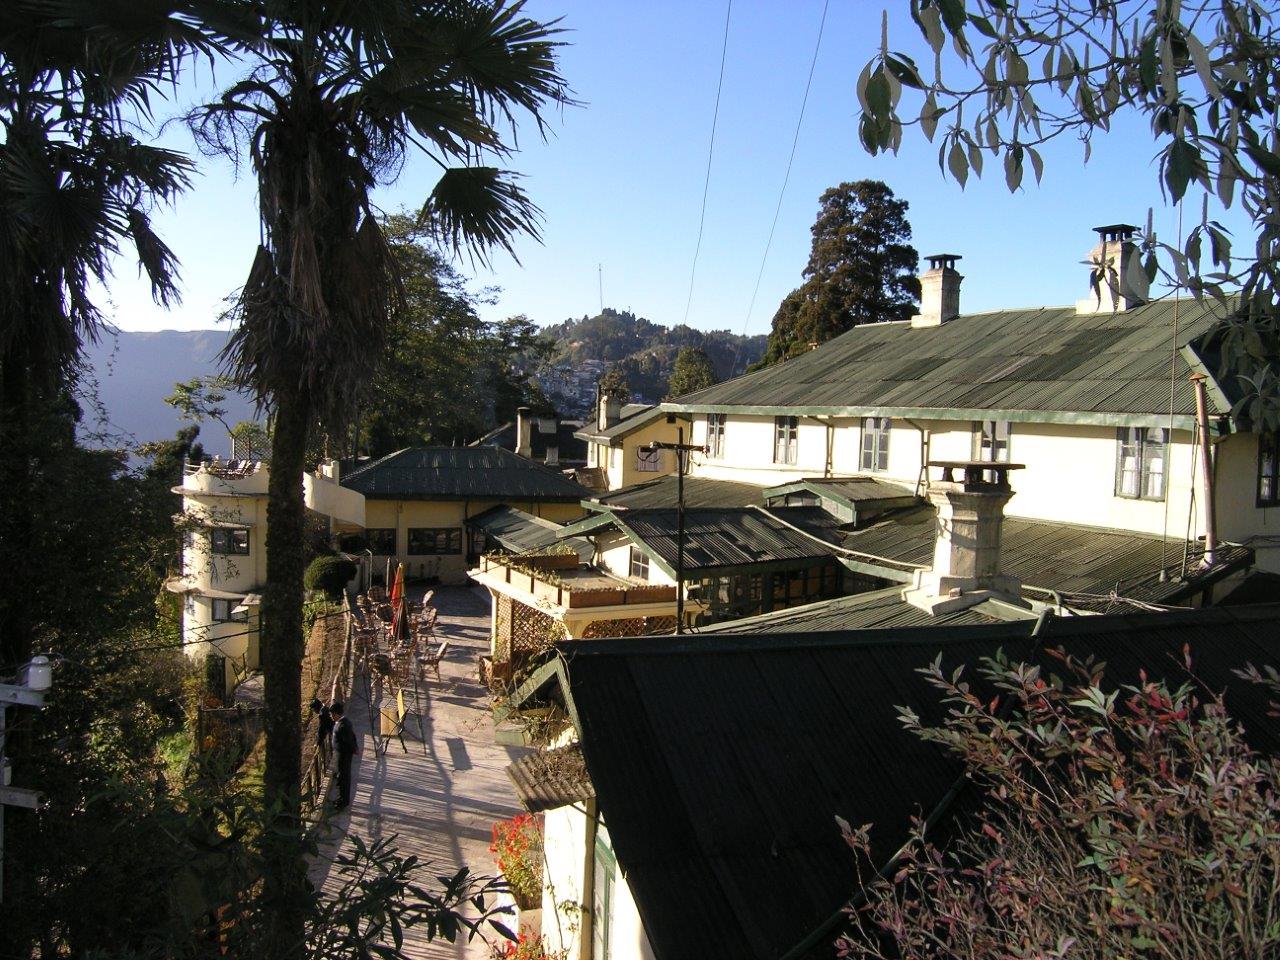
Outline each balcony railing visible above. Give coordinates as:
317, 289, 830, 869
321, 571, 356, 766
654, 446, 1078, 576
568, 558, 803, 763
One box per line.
479, 552, 677, 609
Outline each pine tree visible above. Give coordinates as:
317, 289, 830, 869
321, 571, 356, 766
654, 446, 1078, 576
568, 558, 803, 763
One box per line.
666, 347, 716, 398
761, 181, 919, 366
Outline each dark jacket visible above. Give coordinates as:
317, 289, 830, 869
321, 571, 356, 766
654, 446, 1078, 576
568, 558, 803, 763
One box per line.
332, 716, 358, 758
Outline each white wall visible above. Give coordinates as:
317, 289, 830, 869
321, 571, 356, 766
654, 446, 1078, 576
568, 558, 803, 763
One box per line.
541, 806, 656, 960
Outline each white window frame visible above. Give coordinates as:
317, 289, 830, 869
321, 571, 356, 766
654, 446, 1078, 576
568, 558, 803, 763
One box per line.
860, 417, 891, 472
707, 413, 726, 459
211, 598, 247, 623
1115, 427, 1167, 500
773, 416, 798, 465
628, 546, 650, 580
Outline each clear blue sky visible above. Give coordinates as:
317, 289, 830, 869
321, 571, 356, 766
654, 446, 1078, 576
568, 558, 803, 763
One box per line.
106, 1, 1248, 338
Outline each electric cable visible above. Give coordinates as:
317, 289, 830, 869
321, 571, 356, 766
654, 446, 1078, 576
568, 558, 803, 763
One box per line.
730, 0, 830, 377
680, 0, 734, 328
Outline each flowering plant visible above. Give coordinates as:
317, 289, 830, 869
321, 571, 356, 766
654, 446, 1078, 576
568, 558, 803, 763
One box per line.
495, 934, 565, 960
490, 813, 543, 908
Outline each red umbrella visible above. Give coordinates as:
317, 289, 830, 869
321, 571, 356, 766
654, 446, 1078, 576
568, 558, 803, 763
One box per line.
389, 563, 409, 643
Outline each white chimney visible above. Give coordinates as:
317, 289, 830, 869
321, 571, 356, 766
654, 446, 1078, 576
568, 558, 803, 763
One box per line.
515, 406, 533, 459
1076, 223, 1148, 314
597, 384, 622, 431
910, 254, 964, 328
904, 460, 1024, 614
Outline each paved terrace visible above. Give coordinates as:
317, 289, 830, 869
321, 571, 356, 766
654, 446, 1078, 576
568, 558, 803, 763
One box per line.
310, 586, 527, 958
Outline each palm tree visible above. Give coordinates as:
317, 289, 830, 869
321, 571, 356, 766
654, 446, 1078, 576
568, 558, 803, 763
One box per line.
188, 2, 568, 948
0, 2, 227, 672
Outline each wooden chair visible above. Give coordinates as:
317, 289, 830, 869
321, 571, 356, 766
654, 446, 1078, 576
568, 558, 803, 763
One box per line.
419, 640, 450, 682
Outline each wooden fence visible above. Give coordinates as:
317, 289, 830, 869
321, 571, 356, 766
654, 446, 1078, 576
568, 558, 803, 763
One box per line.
301, 593, 357, 812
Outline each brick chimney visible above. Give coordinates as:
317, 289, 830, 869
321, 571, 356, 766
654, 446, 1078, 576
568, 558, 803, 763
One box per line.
910, 254, 963, 328
515, 406, 533, 458
904, 460, 1024, 614
1076, 223, 1148, 313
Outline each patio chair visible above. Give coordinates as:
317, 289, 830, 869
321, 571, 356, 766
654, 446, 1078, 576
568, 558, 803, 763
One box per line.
419, 640, 450, 682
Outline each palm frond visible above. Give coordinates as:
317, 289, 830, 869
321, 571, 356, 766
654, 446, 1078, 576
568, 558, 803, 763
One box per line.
422, 165, 541, 266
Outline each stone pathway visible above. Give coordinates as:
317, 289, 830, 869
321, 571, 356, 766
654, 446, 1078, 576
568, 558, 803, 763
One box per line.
310, 585, 528, 958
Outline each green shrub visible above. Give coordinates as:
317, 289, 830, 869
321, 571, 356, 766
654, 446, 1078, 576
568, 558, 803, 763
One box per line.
304, 554, 357, 599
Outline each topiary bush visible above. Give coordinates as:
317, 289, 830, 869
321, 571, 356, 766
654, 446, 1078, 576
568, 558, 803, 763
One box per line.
304, 554, 357, 600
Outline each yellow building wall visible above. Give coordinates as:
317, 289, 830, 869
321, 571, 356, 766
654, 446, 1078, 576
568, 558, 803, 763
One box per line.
362, 498, 587, 584
601, 417, 685, 490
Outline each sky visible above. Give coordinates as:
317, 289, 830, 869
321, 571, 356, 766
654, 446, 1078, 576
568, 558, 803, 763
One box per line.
104, 1, 1251, 339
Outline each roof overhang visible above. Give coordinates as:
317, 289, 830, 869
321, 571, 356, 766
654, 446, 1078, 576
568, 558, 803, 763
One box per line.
659, 402, 1216, 434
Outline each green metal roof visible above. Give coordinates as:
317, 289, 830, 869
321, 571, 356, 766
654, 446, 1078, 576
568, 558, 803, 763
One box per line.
466, 505, 594, 561
694, 585, 1032, 633
664, 299, 1235, 430
575, 405, 675, 444
586, 474, 767, 512
339, 446, 589, 501
836, 504, 1252, 601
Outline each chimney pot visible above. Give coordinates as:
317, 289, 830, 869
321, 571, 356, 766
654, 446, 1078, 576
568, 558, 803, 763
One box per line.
911, 254, 963, 328
1077, 222, 1148, 313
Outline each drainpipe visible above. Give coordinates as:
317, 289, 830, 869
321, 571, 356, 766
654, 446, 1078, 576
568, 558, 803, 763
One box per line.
904, 419, 931, 497
1190, 373, 1217, 567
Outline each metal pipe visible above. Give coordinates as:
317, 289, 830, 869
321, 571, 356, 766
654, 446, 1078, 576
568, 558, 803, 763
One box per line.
676, 424, 686, 634
1190, 374, 1218, 567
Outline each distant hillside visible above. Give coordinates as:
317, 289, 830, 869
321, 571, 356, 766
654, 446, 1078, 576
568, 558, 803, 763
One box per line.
537, 309, 765, 411
82, 329, 257, 450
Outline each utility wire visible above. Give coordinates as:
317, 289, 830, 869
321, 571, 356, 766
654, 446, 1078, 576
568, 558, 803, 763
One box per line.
731, 0, 830, 377
680, 0, 734, 328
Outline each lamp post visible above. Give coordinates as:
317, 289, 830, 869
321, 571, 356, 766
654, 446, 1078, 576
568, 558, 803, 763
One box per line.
648, 417, 707, 634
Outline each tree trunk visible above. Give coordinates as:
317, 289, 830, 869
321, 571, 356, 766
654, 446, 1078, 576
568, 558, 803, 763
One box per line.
259, 383, 310, 955
0, 343, 34, 673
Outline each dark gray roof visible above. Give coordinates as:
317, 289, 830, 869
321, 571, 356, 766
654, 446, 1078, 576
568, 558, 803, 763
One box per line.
839, 505, 1252, 601
559, 605, 1280, 960
588, 474, 766, 511
695, 586, 1031, 633
474, 418, 589, 466
575, 404, 670, 443
466, 505, 594, 561
583, 506, 838, 577
506, 743, 595, 813
764, 476, 916, 504
666, 299, 1233, 429
340, 446, 589, 501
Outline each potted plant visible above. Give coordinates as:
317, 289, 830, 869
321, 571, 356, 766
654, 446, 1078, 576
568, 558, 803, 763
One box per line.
490, 813, 544, 934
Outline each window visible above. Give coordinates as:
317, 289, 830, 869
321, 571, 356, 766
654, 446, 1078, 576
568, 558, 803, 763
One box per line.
774, 416, 798, 464
973, 420, 1011, 480
860, 417, 891, 472
1116, 427, 1167, 500
407, 527, 462, 555
1261, 432, 1280, 506
210, 528, 250, 555
211, 598, 247, 623
635, 446, 663, 472
628, 546, 650, 580
707, 413, 726, 459
973, 420, 1011, 462
592, 831, 615, 960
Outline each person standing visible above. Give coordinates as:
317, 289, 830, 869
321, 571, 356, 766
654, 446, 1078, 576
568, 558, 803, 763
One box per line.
330, 701, 358, 810
310, 697, 334, 755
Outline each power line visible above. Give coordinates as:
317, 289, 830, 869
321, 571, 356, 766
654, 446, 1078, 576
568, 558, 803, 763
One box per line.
680, 0, 734, 328
730, 0, 829, 376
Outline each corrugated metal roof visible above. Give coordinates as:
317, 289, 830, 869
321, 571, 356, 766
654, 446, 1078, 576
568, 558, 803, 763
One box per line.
591, 475, 767, 511
841, 505, 1251, 600
506, 743, 595, 813
617, 507, 837, 573
473, 418, 589, 465
560, 605, 1280, 960
339, 446, 589, 501
466, 505, 594, 561
575, 404, 668, 443
668, 299, 1233, 425
695, 586, 1024, 633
